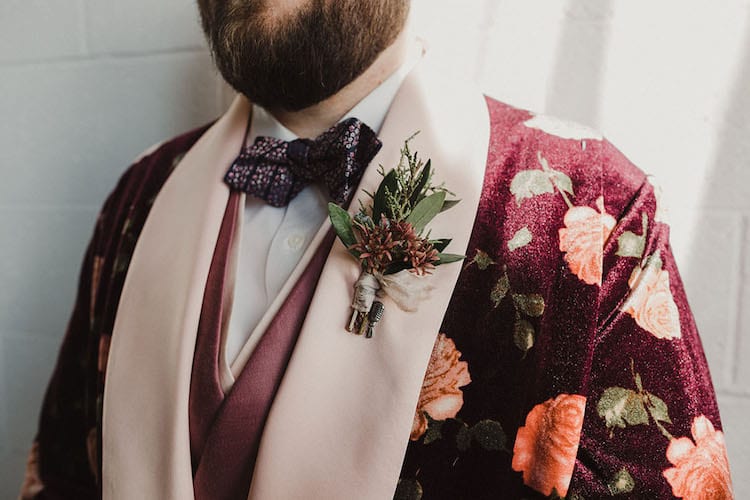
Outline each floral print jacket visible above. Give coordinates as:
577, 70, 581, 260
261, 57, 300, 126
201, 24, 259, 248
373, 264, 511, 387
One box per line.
21, 98, 732, 499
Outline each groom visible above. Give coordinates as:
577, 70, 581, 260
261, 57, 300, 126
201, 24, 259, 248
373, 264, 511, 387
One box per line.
22, 1, 733, 499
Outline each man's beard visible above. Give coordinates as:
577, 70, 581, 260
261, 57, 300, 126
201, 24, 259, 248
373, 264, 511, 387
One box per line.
198, 0, 409, 112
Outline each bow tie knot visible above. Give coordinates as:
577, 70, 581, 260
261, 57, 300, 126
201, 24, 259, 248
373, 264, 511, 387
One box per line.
224, 117, 382, 207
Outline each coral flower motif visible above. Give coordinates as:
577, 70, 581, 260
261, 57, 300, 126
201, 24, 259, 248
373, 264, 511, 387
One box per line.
662, 415, 733, 499
622, 252, 681, 340
558, 196, 616, 286
411, 333, 471, 440
19, 442, 44, 499
512, 393, 587, 497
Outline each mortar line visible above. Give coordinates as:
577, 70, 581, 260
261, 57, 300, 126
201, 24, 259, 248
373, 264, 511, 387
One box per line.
0, 47, 209, 69
77, 0, 90, 56
729, 213, 748, 385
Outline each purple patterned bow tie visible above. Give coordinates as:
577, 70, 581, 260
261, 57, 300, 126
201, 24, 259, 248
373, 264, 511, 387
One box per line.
224, 117, 382, 207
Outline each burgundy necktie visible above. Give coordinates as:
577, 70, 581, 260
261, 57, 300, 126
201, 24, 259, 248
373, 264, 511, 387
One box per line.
224, 117, 382, 207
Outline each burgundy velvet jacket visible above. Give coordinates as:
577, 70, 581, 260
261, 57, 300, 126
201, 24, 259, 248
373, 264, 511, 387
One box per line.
20, 97, 732, 499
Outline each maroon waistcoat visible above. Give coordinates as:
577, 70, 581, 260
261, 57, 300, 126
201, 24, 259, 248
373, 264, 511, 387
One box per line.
188, 192, 335, 500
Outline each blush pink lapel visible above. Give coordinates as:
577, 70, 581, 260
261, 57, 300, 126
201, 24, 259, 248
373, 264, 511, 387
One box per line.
102, 97, 250, 500
246, 46, 490, 500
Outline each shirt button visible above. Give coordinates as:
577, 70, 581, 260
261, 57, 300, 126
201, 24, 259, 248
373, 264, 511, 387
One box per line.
286, 233, 305, 251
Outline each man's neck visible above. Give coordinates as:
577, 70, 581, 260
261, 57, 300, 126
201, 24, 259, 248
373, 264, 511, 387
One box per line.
268, 30, 411, 139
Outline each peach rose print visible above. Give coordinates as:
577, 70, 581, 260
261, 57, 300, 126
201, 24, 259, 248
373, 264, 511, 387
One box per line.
411, 333, 471, 441
662, 415, 733, 499
622, 251, 681, 340
19, 442, 44, 499
559, 196, 616, 286
512, 393, 587, 497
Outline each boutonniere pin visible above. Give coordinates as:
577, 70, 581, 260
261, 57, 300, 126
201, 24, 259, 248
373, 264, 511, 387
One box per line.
327, 133, 464, 338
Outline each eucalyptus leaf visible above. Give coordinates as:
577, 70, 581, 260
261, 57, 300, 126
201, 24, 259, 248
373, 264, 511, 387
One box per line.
431, 238, 452, 252
409, 159, 431, 208
436, 253, 465, 266
373, 169, 398, 220
406, 190, 446, 234
440, 199, 461, 212
327, 202, 356, 248
383, 261, 412, 275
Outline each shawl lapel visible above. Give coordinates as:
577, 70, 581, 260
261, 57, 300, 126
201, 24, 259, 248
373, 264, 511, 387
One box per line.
246, 49, 490, 499
102, 97, 250, 499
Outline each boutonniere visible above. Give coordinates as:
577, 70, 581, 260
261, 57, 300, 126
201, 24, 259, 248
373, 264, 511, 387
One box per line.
327, 133, 464, 338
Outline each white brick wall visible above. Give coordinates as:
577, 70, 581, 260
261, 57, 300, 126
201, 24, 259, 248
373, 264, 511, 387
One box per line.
1, 0, 747, 497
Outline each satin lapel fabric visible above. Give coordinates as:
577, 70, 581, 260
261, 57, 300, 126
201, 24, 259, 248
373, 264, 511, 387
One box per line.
102, 97, 249, 500
246, 50, 490, 499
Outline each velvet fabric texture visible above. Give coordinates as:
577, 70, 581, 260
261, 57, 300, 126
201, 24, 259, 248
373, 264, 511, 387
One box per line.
22, 98, 732, 499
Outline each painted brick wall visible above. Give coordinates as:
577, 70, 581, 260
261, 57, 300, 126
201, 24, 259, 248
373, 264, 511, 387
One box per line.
1, 0, 747, 497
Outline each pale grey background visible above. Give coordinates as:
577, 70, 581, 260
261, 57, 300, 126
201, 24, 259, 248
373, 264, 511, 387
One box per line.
1, 0, 748, 497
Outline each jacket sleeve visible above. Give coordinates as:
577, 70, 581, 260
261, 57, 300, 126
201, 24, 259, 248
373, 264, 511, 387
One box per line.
19, 231, 101, 499
569, 143, 734, 498
18, 125, 209, 500
17, 174, 128, 500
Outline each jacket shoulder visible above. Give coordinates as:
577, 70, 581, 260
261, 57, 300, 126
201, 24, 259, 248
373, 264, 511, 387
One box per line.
482, 96, 649, 218
110, 123, 213, 209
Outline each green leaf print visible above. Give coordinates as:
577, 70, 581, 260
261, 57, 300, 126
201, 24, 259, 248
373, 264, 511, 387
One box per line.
597, 359, 674, 439
597, 387, 649, 432
510, 170, 556, 205
512, 293, 545, 317
466, 249, 496, 271
393, 479, 423, 500
616, 212, 648, 258
508, 226, 533, 251
607, 468, 635, 495
513, 319, 536, 354
470, 419, 507, 452
490, 274, 510, 308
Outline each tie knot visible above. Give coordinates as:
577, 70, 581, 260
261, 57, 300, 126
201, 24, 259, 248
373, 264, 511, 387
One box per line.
287, 139, 311, 165
224, 117, 382, 207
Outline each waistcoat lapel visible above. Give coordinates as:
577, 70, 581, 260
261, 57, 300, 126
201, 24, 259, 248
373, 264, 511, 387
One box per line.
247, 46, 490, 500
102, 97, 250, 500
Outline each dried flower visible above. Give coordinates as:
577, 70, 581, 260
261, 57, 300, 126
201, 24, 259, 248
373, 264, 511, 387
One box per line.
349, 215, 398, 273
392, 220, 440, 275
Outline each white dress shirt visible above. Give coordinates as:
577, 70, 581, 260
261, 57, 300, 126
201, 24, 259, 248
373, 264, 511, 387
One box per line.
224, 46, 421, 365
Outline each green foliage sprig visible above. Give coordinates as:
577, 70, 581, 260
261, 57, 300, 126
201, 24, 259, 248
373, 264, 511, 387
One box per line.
328, 133, 464, 275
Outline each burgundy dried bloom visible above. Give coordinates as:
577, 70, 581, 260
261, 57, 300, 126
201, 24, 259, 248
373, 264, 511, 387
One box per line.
391, 220, 440, 276
349, 215, 398, 273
